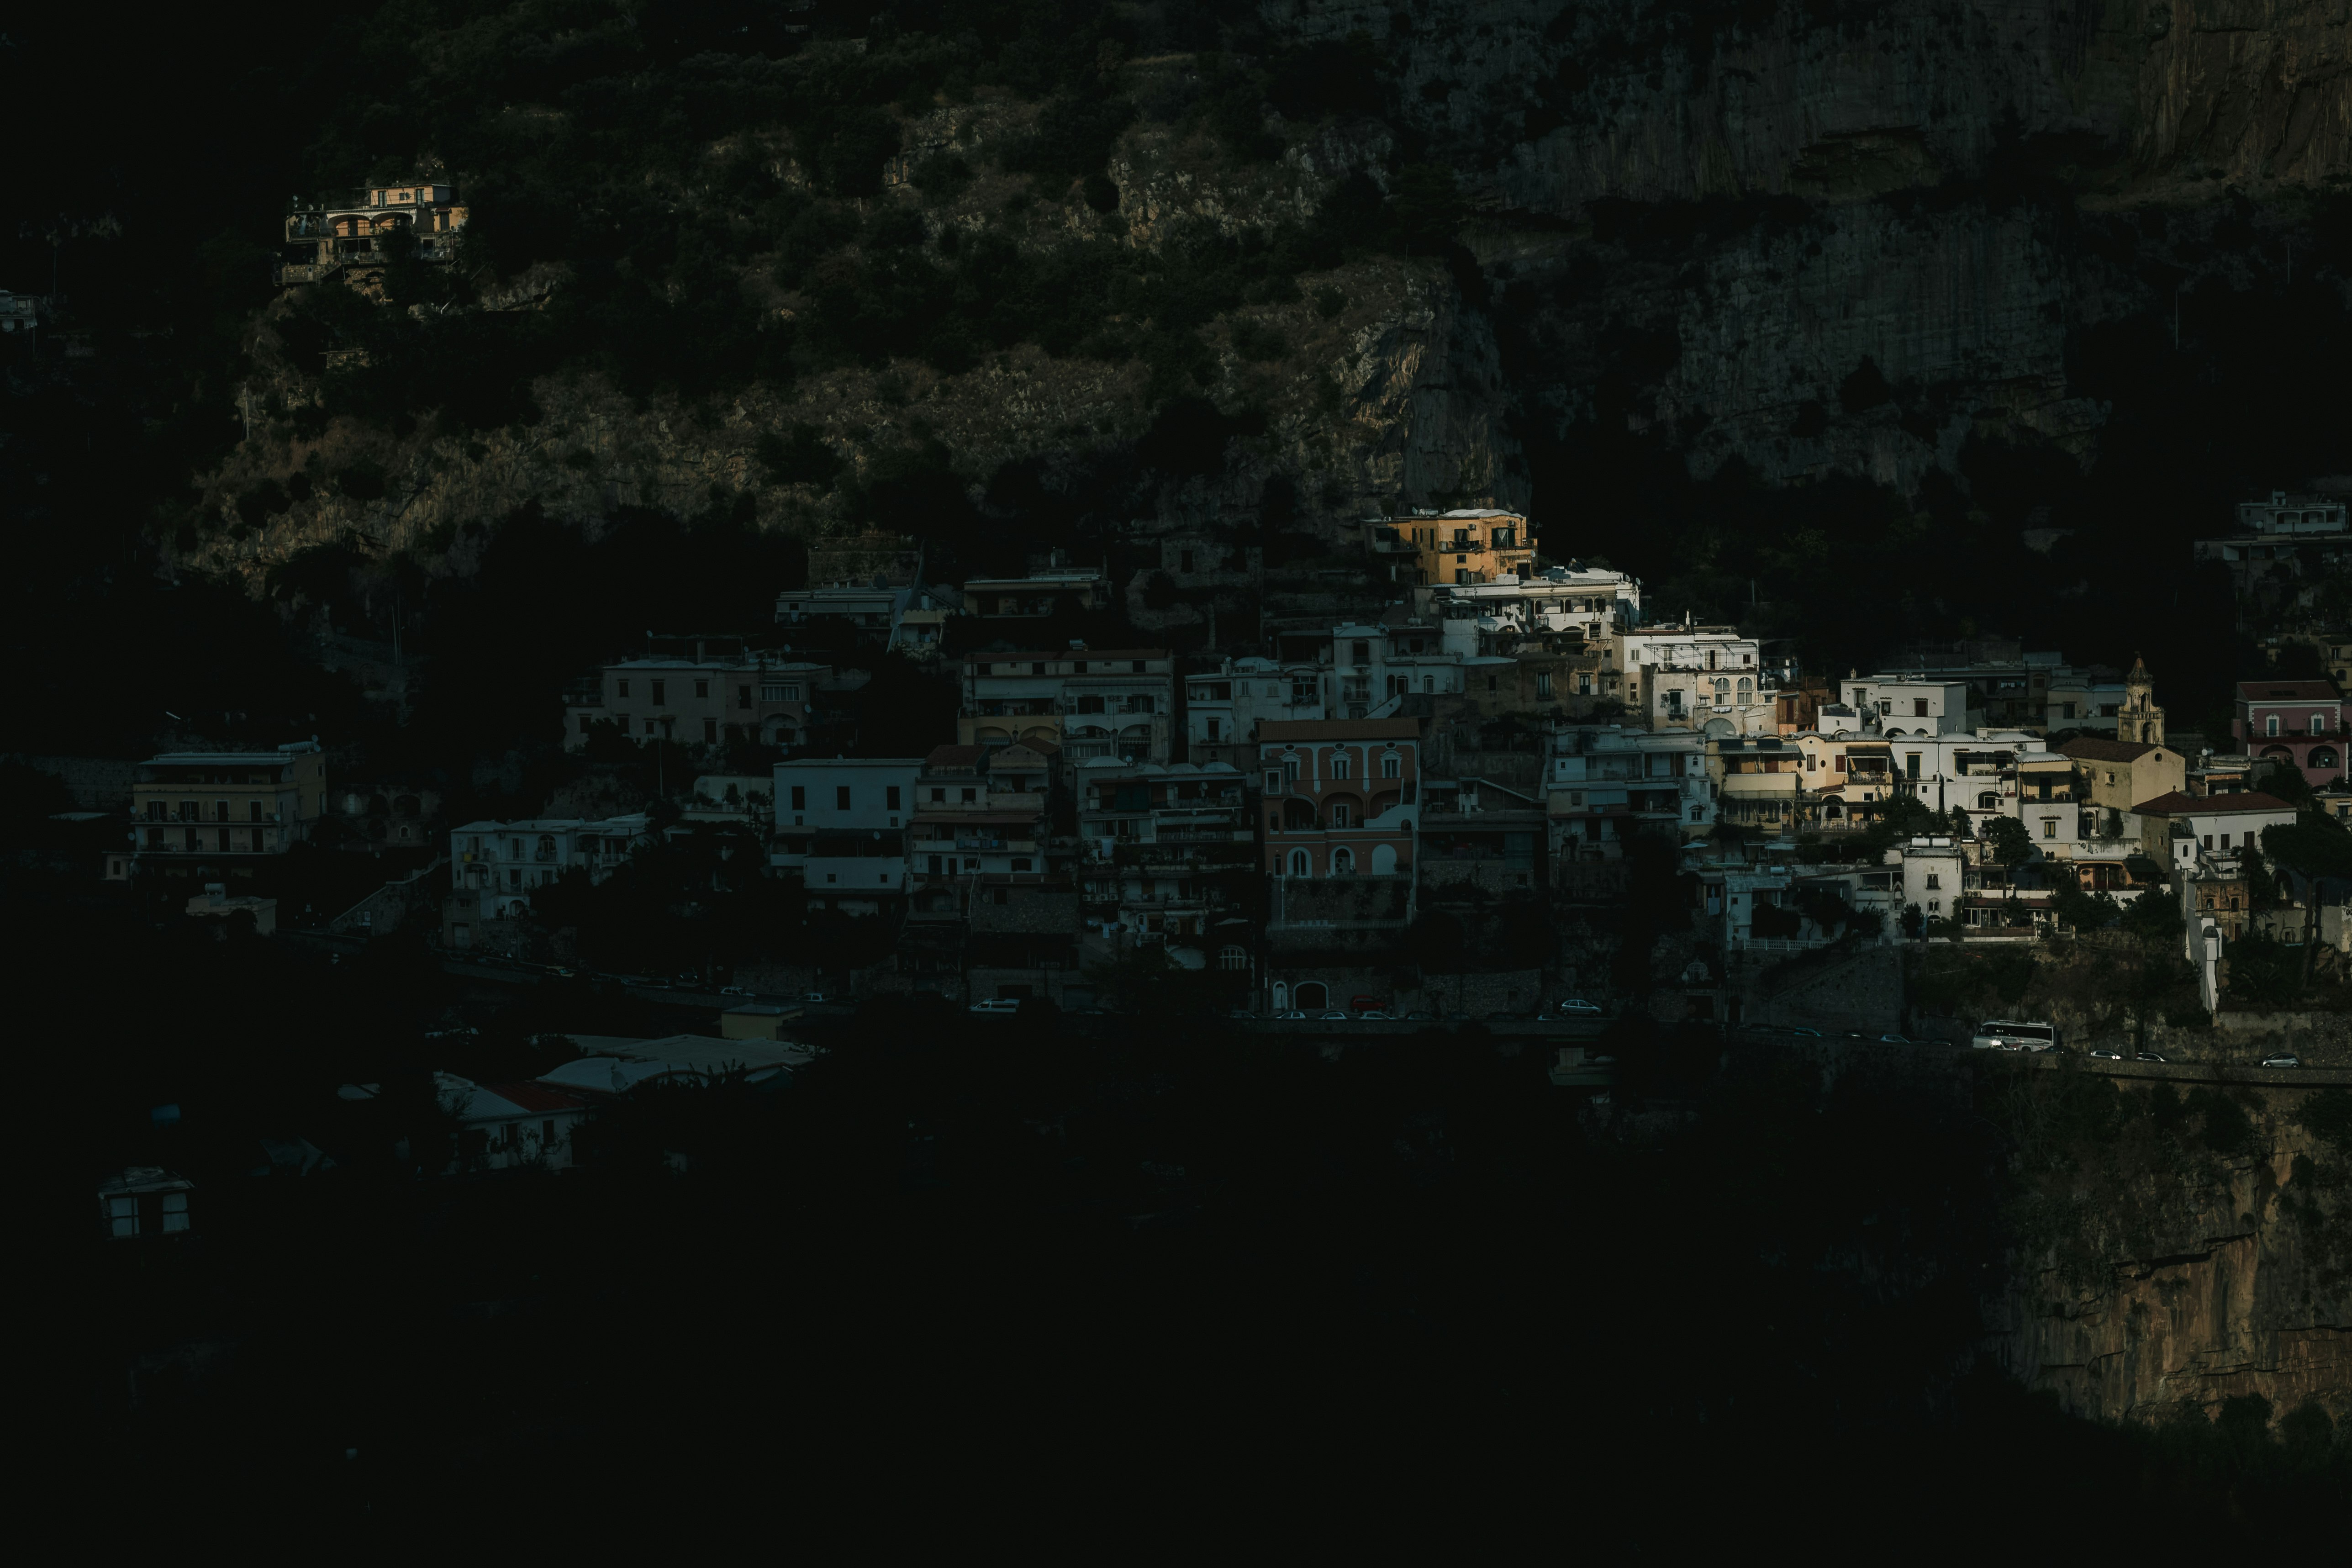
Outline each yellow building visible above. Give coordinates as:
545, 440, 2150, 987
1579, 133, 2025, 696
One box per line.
133, 742, 326, 861
720, 1003, 799, 1041
1366, 508, 1537, 586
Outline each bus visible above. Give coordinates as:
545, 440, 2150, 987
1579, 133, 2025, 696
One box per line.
1971, 1019, 2060, 1052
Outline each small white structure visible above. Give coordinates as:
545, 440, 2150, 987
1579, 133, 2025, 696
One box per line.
1885, 836, 1964, 924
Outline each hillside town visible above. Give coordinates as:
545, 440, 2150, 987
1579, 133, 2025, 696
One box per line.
61, 491, 2352, 1039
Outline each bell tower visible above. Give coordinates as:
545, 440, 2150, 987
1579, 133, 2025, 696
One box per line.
2120, 655, 2165, 747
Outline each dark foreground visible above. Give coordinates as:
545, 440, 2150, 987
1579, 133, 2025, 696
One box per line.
38, 913, 2348, 1540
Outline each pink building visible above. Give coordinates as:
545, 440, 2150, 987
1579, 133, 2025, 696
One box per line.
2233, 680, 2346, 786
1258, 718, 1421, 880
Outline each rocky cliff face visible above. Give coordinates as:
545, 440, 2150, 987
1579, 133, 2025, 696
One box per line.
1296, 0, 2352, 487
188, 1, 2350, 596
1992, 1082, 2350, 1428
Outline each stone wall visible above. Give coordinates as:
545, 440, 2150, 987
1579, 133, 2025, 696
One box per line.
1417, 967, 1546, 1018
1740, 943, 1907, 1033
1989, 1083, 2351, 1431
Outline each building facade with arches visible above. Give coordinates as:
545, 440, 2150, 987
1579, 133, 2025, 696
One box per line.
1257, 718, 1421, 883
2232, 678, 2346, 787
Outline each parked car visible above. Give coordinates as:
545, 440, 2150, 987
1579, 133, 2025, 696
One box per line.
1403, 1011, 1435, 1021
1317, 1010, 1349, 1021
675, 973, 701, 987
1551, 998, 1603, 1015
1275, 1010, 1308, 1020
720, 986, 750, 997
2136, 1051, 2167, 1063
1358, 1010, 1395, 1020
2090, 1048, 2125, 1061
802, 992, 831, 1003
2261, 1054, 2302, 1068
968, 998, 1021, 1015
544, 966, 576, 979
1876, 1034, 1919, 1044
1787, 1026, 1823, 1038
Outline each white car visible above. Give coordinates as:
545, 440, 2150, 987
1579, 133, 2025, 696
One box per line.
1551, 998, 1603, 1016
1317, 1010, 1349, 1021
968, 998, 1022, 1015
1275, 1010, 1308, 1020
2261, 1054, 2302, 1068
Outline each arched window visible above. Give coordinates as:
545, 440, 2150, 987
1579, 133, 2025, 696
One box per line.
1714, 678, 1730, 702
2310, 746, 2340, 772
1331, 847, 1355, 876
1381, 751, 1401, 779
1287, 848, 1310, 877
1271, 982, 1288, 1010
1329, 752, 1351, 780
1219, 945, 1249, 971
1737, 677, 1751, 698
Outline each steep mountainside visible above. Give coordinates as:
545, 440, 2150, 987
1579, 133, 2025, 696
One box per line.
143, 1, 2352, 675
1994, 1077, 2350, 1428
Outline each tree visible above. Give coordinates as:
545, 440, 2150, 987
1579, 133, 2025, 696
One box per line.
2257, 814, 2352, 982
2225, 927, 2302, 1008
2119, 890, 2184, 945
2052, 887, 2122, 931
2256, 757, 2315, 808
1983, 817, 2036, 865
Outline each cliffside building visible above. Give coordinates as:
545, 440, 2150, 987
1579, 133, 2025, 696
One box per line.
1616, 626, 1775, 735
2233, 678, 2346, 785
2194, 491, 2352, 618
1548, 726, 1711, 859
957, 648, 1173, 762
279, 179, 468, 287
770, 757, 922, 911
133, 742, 327, 865
444, 814, 654, 941
565, 649, 830, 751
1361, 507, 1537, 587
1075, 758, 1255, 954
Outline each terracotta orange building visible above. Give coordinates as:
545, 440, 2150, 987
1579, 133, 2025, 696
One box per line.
1257, 718, 1422, 879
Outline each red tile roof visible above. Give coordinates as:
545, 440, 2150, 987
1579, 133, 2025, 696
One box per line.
2131, 791, 2298, 816
482, 1082, 589, 1114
